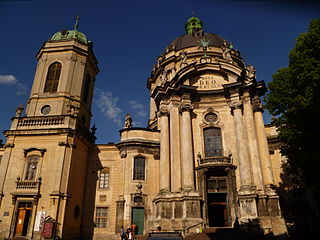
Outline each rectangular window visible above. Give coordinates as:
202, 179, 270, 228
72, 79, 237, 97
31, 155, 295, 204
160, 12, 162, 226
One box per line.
95, 207, 108, 228
204, 128, 223, 157
25, 155, 39, 180
99, 172, 109, 189
133, 157, 145, 180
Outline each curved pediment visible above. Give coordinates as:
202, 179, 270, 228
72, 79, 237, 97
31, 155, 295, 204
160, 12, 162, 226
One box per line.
170, 63, 242, 91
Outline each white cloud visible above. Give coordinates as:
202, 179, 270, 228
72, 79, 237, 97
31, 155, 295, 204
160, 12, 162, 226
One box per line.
0, 74, 29, 95
0, 74, 17, 85
95, 89, 123, 126
128, 100, 147, 117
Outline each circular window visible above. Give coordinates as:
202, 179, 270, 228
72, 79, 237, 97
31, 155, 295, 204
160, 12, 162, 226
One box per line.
41, 105, 51, 115
204, 112, 218, 123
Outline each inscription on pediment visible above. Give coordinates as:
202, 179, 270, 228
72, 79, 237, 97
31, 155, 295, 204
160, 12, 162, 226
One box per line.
190, 74, 229, 90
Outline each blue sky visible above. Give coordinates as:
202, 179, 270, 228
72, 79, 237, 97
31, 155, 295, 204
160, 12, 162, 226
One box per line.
0, 0, 319, 143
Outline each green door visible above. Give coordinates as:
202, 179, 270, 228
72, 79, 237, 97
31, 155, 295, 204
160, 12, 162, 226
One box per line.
132, 207, 144, 235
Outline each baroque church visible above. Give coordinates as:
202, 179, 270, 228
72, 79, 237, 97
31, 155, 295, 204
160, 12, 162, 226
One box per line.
0, 17, 288, 239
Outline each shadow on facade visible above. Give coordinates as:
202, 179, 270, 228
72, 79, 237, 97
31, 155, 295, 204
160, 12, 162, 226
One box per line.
80, 145, 102, 240
190, 219, 288, 240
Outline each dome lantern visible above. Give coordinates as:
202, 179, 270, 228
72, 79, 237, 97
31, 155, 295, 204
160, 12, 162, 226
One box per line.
185, 16, 203, 34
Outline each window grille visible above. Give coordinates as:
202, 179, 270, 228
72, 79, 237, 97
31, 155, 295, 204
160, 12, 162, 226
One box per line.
95, 207, 108, 228
204, 127, 223, 157
99, 168, 109, 189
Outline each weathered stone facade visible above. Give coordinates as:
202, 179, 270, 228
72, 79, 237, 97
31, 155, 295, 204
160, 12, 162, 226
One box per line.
0, 17, 288, 239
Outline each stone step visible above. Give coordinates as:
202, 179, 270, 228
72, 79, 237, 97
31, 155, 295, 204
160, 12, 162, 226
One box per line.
185, 227, 266, 240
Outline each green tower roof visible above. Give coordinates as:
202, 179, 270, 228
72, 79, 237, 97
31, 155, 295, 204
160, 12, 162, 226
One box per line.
50, 16, 88, 44
185, 16, 204, 34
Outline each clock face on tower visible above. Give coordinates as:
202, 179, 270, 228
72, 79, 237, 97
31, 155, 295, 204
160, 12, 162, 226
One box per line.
41, 105, 51, 115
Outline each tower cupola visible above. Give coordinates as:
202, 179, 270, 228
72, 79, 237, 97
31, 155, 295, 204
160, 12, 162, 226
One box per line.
50, 16, 88, 44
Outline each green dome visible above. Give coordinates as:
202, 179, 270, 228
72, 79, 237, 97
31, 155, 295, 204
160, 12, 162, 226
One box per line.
185, 16, 203, 34
51, 29, 88, 44
50, 16, 88, 44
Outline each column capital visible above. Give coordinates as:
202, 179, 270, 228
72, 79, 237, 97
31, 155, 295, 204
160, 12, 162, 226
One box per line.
157, 105, 169, 117
180, 102, 194, 112
252, 101, 263, 113
228, 99, 243, 110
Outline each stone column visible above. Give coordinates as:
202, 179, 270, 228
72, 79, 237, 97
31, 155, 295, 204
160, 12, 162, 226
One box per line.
243, 95, 264, 193
230, 99, 258, 219
229, 99, 254, 193
169, 98, 182, 193
253, 99, 275, 191
180, 101, 195, 191
158, 105, 170, 193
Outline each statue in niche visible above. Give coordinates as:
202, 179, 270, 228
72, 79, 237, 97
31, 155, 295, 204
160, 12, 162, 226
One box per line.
124, 113, 133, 128
222, 40, 233, 63
15, 103, 24, 117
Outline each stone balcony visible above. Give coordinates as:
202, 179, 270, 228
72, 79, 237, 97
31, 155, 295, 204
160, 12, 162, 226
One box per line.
11, 177, 42, 204
8, 115, 77, 132
17, 116, 65, 127
197, 156, 233, 169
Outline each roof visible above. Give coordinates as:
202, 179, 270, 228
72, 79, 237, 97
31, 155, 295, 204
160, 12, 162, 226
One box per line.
170, 32, 226, 51
50, 29, 88, 44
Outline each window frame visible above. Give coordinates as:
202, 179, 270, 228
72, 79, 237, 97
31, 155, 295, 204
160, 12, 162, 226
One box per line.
24, 155, 40, 181
203, 127, 223, 157
44, 62, 62, 93
99, 168, 110, 189
95, 206, 108, 228
82, 73, 91, 104
133, 156, 146, 181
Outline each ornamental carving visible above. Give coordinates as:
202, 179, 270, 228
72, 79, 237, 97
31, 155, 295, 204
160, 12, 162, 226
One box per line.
180, 102, 194, 112
228, 99, 243, 110
157, 104, 169, 117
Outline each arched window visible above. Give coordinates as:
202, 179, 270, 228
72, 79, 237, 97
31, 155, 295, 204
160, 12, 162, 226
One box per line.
204, 127, 223, 157
44, 62, 61, 93
82, 74, 91, 104
133, 156, 145, 180
99, 168, 109, 189
25, 155, 39, 180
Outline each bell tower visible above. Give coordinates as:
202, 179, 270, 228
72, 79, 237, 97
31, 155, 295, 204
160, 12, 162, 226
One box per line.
26, 16, 99, 128
0, 18, 99, 239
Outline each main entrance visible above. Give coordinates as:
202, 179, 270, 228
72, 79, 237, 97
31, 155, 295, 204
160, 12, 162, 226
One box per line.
14, 202, 32, 237
132, 207, 144, 235
208, 193, 228, 227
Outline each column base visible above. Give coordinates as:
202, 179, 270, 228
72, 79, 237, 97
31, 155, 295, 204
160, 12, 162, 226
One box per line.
153, 191, 203, 232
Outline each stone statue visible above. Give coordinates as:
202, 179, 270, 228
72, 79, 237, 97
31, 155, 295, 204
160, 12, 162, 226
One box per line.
15, 104, 24, 117
160, 69, 168, 86
91, 124, 97, 135
124, 113, 133, 128
222, 40, 233, 63
245, 64, 256, 79
179, 51, 188, 67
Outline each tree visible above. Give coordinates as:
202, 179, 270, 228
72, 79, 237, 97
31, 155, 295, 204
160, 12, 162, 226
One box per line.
265, 19, 320, 194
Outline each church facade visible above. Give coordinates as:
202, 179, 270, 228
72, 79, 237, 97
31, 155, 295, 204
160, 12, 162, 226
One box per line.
0, 17, 288, 239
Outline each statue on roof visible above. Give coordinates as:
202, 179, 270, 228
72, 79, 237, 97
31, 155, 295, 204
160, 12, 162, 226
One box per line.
222, 40, 233, 63
124, 113, 133, 128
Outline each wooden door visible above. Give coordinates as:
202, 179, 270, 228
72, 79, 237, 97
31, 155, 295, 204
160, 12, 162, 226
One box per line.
15, 209, 26, 236
132, 207, 144, 235
14, 202, 32, 237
